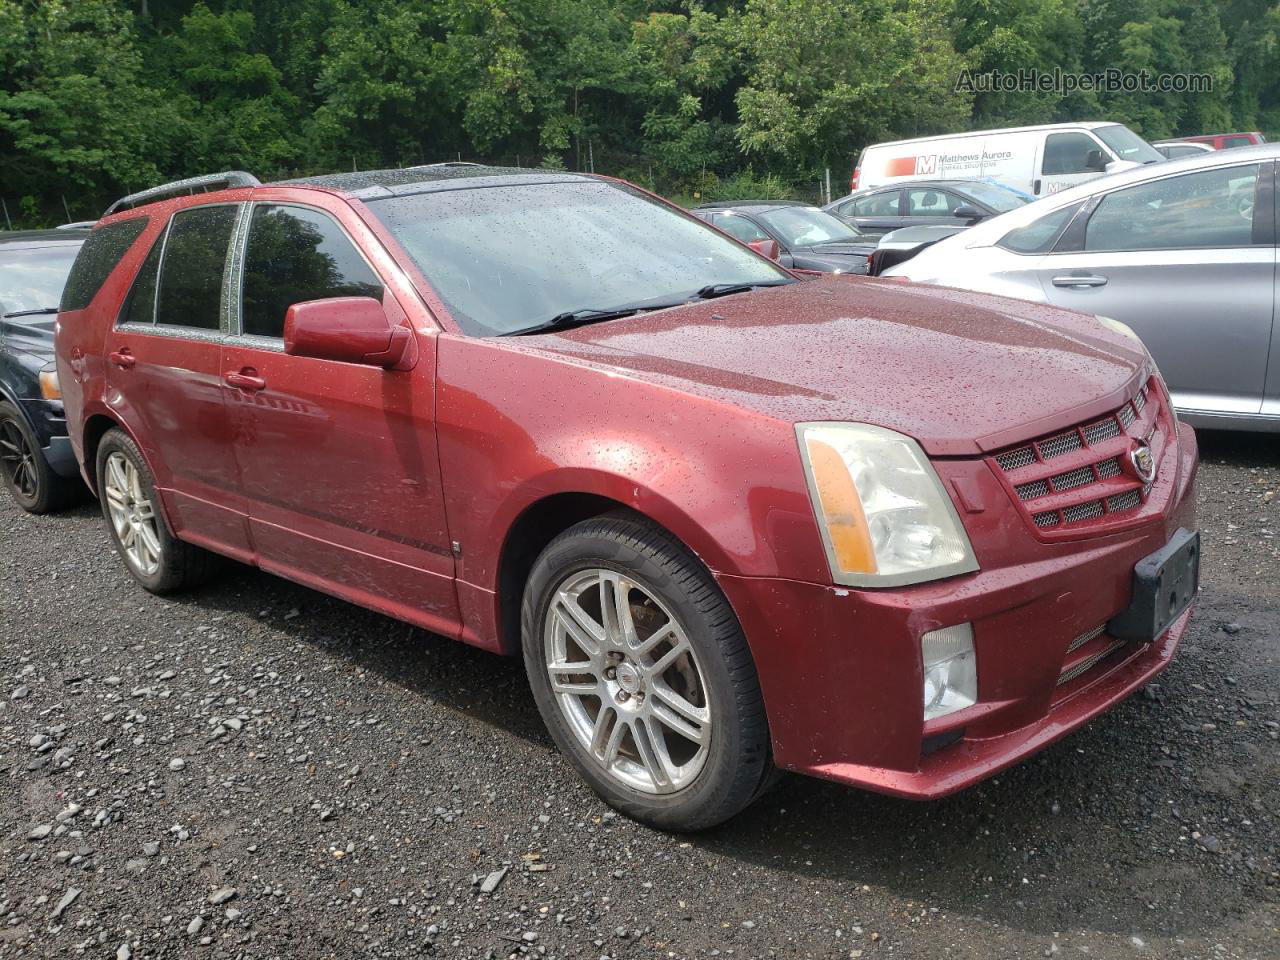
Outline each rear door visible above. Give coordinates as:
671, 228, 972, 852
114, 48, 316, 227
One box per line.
845, 189, 906, 234
1038, 161, 1275, 418
107, 204, 251, 557
220, 195, 459, 633
903, 188, 972, 228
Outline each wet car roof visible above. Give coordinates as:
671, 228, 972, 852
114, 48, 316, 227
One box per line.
276, 165, 598, 201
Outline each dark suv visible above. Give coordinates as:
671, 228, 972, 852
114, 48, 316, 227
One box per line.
55, 167, 1198, 830
0, 227, 90, 511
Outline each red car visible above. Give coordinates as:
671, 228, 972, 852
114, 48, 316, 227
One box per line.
55, 166, 1200, 830
1179, 131, 1267, 150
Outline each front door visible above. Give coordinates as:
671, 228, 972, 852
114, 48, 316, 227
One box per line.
1037, 132, 1109, 196
221, 199, 458, 633
106, 204, 251, 558
1039, 161, 1276, 417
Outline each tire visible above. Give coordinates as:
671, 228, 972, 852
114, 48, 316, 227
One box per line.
95, 427, 221, 593
0, 401, 82, 514
522, 512, 774, 831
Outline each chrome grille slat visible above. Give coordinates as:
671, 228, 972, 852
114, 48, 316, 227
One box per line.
1053, 465, 1095, 492
991, 378, 1158, 533
1062, 500, 1104, 524
1058, 638, 1131, 685
1038, 432, 1083, 460
1016, 479, 1050, 501
1067, 623, 1107, 654
997, 447, 1036, 471
1083, 418, 1121, 444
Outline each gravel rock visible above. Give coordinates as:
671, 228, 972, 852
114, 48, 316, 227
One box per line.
208, 886, 237, 905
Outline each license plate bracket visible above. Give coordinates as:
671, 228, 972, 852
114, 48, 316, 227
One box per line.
1108, 528, 1200, 643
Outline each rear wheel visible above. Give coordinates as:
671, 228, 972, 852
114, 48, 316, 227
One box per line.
95, 428, 220, 593
0, 402, 81, 514
522, 513, 774, 831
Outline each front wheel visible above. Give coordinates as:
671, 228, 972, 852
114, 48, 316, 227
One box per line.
522, 514, 774, 831
0, 403, 82, 514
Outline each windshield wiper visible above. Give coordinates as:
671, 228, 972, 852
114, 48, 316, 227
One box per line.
694, 279, 794, 300
2, 307, 59, 319
505, 301, 688, 337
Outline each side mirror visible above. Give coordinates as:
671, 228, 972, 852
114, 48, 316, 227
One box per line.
1085, 149, 1108, 172
283, 297, 413, 369
951, 204, 983, 224
747, 238, 781, 261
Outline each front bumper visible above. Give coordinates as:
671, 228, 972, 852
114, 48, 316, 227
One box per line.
716, 421, 1199, 799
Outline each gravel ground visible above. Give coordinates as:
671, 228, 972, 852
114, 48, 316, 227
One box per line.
1, 430, 1276, 960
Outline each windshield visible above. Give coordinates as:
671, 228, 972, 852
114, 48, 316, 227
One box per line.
756, 206, 863, 247
0, 245, 80, 315
1095, 125, 1164, 164
957, 182, 1029, 213
366, 180, 790, 336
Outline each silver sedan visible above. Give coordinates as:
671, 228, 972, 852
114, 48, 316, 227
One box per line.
885, 144, 1279, 432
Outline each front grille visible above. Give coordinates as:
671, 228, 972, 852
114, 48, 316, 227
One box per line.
1067, 623, 1107, 654
1058, 638, 1129, 685
989, 378, 1162, 534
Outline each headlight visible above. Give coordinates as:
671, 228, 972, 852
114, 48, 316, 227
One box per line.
796, 422, 979, 587
39, 363, 61, 401
922, 623, 977, 721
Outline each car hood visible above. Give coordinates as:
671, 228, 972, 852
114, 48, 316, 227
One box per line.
0, 316, 56, 361
523, 277, 1147, 456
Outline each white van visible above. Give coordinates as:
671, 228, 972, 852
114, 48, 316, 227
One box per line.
851, 122, 1164, 198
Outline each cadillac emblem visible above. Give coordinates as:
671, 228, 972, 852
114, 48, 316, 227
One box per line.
1129, 442, 1156, 484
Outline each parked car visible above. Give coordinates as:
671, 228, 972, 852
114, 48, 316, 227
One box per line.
0, 227, 90, 512
825, 179, 1031, 235
1179, 132, 1266, 150
851, 122, 1164, 198
1152, 140, 1215, 160
58, 166, 1199, 830
867, 224, 969, 276
885, 144, 1280, 432
689, 201, 875, 273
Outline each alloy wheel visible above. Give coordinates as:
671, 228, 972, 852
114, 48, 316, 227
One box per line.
0, 418, 38, 501
103, 451, 162, 576
543, 568, 712, 794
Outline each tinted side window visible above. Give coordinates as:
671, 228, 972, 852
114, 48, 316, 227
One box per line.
155, 206, 237, 330
59, 218, 148, 311
1223, 136, 1252, 149
712, 213, 770, 245
1042, 133, 1101, 175
1084, 165, 1260, 252
120, 230, 165, 325
998, 203, 1080, 254
852, 191, 900, 217
907, 189, 963, 216
241, 205, 384, 339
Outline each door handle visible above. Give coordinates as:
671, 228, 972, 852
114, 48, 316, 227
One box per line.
109, 348, 135, 369
1052, 274, 1108, 288
224, 369, 266, 392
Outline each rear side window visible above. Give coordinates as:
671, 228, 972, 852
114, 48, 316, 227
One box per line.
852, 191, 900, 216
1084, 165, 1261, 252
155, 206, 237, 330
59, 218, 148, 311
711, 213, 771, 245
120, 231, 165, 325
240, 205, 383, 339
998, 203, 1081, 254
1223, 136, 1253, 149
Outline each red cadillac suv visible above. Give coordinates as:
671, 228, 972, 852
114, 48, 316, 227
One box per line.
55, 166, 1199, 830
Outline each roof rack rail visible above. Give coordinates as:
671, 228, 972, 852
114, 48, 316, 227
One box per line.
103, 171, 261, 216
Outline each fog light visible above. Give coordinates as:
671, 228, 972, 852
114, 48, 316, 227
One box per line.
922, 623, 977, 721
